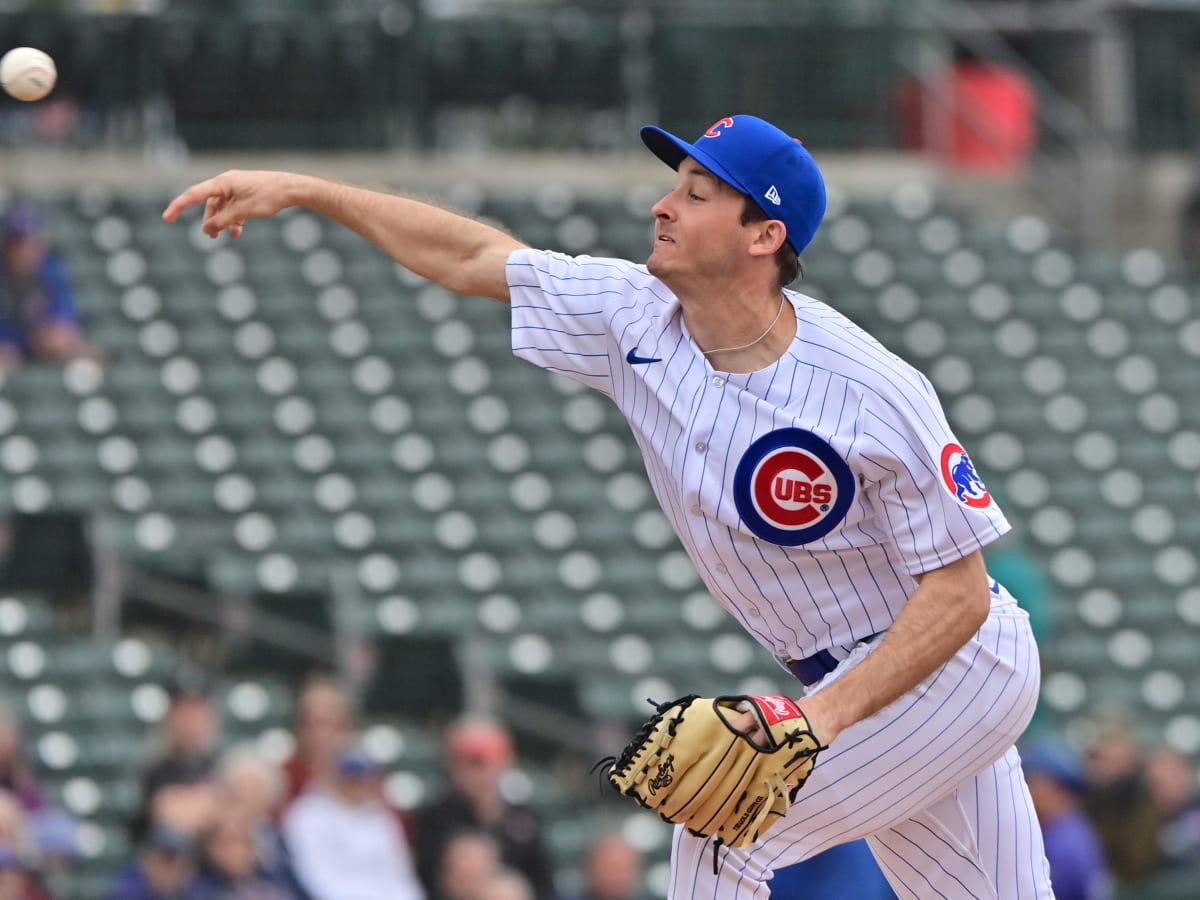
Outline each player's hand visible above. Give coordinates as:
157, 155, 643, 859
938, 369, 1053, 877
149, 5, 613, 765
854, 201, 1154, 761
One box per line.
730, 699, 831, 749
162, 170, 305, 239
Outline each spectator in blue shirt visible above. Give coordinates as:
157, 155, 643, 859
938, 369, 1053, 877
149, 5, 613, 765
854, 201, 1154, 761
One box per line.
1023, 739, 1112, 900
1145, 746, 1200, 869
0, 200, 95, 371
106, 823, 207, 900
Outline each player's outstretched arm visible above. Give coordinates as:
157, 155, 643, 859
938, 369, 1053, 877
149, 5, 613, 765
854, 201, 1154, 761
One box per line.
798, 550, 991, 747
162, 170, 527, 302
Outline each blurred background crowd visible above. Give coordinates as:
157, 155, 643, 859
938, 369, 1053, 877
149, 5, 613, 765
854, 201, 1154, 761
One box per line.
1, 0, 1200, 898
0, 662, 653, 900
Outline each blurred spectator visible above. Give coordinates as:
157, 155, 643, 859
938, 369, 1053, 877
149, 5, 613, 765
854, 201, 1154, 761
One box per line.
25, 808, 77, 881
1022, 739, 1111, 900
571, 833, 646, 900
0, 200, 95, 371
278, 676, 354, 811
1081, 710, 1162, 883
434, 831, 502, 900
414, 718, 554, 900
1145, 746, 1200, 868
217, 747, 281, 825
0, 702, 44, 814
0, 792, 49, 900
106, 823, 205, 900
0, 699, 77, 869
0, 843, 47, 900
132, 672, 221, 844
281, 746, 424, 900
475, 869, 534, 900
214, 747, 304, 897
195, 809, 297, 900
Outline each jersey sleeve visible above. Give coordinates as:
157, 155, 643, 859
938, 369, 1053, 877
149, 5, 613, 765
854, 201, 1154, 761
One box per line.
507, 248, 652, 398
854, 373, 1010, 576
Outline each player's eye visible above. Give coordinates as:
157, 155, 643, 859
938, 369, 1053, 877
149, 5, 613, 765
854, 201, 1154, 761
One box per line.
688, 192, 706, 202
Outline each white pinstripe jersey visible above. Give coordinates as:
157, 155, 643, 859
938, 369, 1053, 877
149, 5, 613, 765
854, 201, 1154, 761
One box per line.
507, 248, 1011, 663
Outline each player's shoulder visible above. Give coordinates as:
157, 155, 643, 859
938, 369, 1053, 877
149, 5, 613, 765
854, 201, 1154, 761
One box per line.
789, 289, 935, 401
790, 290, 909, 368
508, 248, 671, 304
510, 247, 648, 280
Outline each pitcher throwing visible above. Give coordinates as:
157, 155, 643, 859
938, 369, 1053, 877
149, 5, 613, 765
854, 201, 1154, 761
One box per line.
164, 114, 1054, 898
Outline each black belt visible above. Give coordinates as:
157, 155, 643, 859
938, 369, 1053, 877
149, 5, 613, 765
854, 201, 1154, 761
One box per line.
785, 633, 883, 687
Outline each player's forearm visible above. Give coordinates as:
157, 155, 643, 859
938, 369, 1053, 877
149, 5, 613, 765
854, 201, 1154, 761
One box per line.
288, 174, 526, 301
801, 551, 991, 744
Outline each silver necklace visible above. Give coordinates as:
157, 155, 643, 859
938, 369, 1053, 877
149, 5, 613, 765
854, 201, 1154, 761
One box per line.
702, 293, 787, 356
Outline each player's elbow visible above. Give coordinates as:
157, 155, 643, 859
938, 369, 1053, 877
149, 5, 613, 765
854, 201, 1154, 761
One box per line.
962, 580, 991, 633
916, 551, 991, 639
947, 563, 992, 640
441, 238, 523, 302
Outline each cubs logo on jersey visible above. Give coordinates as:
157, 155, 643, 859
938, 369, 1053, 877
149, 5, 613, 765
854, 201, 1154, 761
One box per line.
940, 442, 991, 508
733, 428, 855, 546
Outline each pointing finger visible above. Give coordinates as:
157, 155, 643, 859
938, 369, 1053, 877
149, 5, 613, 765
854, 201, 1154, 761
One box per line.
162, 177, 226, 223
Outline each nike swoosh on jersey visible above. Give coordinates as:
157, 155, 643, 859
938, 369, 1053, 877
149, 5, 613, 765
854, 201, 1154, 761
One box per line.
626, 347, 662, 365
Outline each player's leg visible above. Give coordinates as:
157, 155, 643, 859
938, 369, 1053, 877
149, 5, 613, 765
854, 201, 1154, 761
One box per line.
666, 602, 1042, 899
865, 790, 997, 899
957, 745, 1054, 897
670, 785, 1003, 900
867, 746, 1053, 898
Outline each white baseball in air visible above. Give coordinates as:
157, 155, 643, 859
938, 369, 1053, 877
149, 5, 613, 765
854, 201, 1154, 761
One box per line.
0, 47, 56, 102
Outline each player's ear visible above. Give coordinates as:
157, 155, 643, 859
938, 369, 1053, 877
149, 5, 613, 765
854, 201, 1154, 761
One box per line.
747, 219, 788, 260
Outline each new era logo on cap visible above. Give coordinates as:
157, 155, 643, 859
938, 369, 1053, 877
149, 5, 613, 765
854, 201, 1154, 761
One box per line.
640, 114, 827, 254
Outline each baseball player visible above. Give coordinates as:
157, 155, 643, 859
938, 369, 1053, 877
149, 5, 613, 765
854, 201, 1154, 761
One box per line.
163, 114, 1053, 898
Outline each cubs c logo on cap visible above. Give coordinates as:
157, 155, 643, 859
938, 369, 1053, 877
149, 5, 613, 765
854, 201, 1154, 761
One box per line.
733, 428, 855, 546
703, 117, 734, 138
940, 442, 991, 508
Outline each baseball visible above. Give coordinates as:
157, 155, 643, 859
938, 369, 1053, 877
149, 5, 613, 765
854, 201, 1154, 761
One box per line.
0, 47, 56, 102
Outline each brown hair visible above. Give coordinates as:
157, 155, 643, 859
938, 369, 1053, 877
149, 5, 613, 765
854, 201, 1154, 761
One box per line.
741, 195, 802, 288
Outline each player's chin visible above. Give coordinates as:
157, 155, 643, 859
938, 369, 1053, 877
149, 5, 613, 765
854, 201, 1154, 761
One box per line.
646, 245, 673, 277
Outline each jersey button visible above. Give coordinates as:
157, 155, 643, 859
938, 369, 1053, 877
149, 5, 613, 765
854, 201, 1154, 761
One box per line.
715, 564, 728, 574
691, 505, 702, 515
746, 606, 762, 618
711, 376, 726, 388
694, 441, 707, 453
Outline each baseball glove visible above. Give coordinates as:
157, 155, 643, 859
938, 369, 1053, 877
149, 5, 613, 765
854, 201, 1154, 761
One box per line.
606, 694, 824, 850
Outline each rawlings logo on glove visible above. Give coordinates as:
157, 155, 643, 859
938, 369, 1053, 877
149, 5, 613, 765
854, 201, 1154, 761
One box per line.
605, 694, 824, 851
648, 757, 674, 794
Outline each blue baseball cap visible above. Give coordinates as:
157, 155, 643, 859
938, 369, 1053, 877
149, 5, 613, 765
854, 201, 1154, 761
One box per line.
641, 115, 827, 255
1021, 739, 1085, 793
337, 747, 379, 778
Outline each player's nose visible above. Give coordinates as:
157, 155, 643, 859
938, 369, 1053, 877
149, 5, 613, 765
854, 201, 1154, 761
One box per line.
651, 192, 675, 221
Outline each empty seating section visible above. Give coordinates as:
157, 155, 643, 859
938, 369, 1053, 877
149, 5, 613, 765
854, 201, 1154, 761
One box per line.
2, 175, 1199, 894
